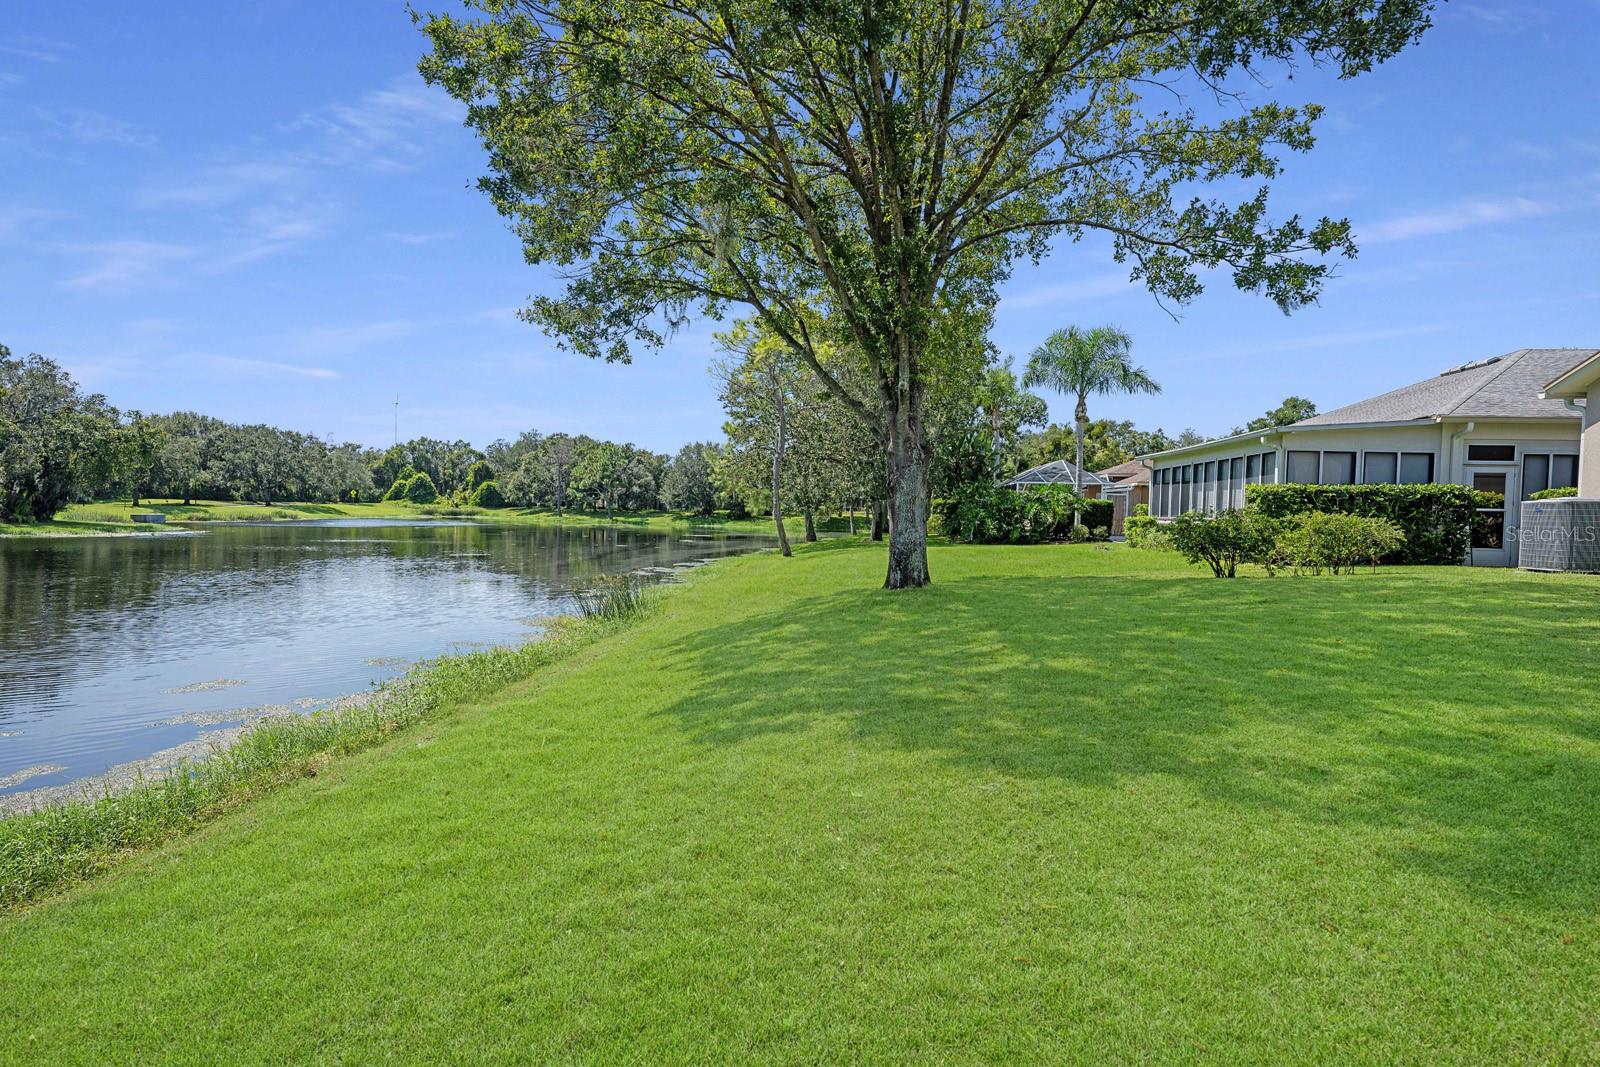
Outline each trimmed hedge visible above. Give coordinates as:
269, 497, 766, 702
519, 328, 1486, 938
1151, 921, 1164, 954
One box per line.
1531, 485, 1578, 500
1246, 482, 1473, 565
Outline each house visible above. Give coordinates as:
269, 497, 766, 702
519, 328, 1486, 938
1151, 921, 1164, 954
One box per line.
1139, 348, 1597, 566
997, 457, 1150, 535
1095, 459, 1150, 537
1000, 459, 1112, 497
1539, 350, 1600, 497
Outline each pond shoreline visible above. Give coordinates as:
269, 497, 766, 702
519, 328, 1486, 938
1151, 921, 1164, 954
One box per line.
3, 500, 850, 539
2, 518, 770, 810
0, 604, 651, 907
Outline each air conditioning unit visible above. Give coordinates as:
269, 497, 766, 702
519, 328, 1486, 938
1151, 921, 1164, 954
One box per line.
1518, 498, 1600, 573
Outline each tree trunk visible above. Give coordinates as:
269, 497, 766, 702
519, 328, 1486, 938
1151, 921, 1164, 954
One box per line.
1073, 394, 1088, 530
848, 507, 855, 535
870, 499, 886, 541
883, 406, 931, 589
771, 373, 791, 557
803, 509, 816, 542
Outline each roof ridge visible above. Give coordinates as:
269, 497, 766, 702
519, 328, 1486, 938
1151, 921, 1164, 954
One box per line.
1442, 349, 1528, 416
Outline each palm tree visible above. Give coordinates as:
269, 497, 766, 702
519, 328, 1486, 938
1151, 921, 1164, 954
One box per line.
1023, 326, 1160, 520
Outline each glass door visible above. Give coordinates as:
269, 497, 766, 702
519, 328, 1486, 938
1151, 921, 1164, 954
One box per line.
1472, 470, 1513, 566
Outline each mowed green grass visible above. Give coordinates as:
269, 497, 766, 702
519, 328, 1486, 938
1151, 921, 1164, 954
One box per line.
4, 543, 1599, 1062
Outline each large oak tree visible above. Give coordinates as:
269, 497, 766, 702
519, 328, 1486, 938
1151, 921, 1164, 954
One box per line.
418, 0, 1432, 587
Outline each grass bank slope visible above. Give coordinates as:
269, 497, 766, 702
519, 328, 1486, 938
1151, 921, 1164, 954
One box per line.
4, 544, 1599, 1062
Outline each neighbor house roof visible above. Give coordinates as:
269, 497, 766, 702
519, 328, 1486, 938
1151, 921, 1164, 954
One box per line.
1000, 459, 1111, 489
1097, 459, 1149, 485
1290, 348, 1596, 427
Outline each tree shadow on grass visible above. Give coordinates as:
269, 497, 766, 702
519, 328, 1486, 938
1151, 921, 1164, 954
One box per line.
653, 567, 1600, 910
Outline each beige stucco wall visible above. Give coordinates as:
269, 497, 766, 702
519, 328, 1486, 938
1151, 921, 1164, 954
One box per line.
1583, 389, 1600, 498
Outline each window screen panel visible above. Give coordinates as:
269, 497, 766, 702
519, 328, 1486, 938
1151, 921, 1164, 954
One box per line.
1322, 451, 1357, 485
1363, 452, 1398, 484
1553, 454, 1579, 490
1261, 452, 1276, 483
1522, 454, 1550, 498
1399, 452, 1434, 484
1286, 450, 1320, 484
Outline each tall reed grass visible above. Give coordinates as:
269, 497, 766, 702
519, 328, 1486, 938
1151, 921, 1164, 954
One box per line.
573, 575, 654, 621
0, 609, 650, 909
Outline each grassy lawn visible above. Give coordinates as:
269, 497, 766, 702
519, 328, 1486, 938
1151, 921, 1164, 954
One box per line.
3, 542, 1599, 1061
40, 499, 829, 537
0, 517, 147, 537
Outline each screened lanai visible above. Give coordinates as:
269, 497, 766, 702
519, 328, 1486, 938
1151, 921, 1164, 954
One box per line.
999, 459, 1112, 494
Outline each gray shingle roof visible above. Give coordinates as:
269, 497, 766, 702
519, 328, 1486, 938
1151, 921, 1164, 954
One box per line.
1290, 348, 1596, 427
1000, 459, 1111, 488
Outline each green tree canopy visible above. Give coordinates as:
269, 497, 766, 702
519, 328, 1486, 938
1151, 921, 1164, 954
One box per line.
1023, 326, 1160, 496
1237, 395, 1319, 434
418, 0, 1431, 586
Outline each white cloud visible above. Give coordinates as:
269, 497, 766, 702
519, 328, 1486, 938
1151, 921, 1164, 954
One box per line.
287, 320, 418, 356
140, 160, 309, 209
1361, 196, 1556, 243
44, 108, 156, 149
60, 240, 197, 289
1171, 323, 1452, 367
203, 355, 339, 380
0, 39, 65, 63
385, 230, 457, 246
287, 78, 463, 171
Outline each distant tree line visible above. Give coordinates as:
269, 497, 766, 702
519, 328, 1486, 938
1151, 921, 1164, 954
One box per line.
0, 342, 739, 522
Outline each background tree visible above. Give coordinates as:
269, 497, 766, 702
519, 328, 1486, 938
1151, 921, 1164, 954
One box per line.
715, 326, 798, 555
975, 360, 1049, 478
419, 0, 1431, 587
0, 346, 121, 522
1236, 396, 1319, 434
111, 413, 165, 507
573, 440, 629, 519
660, 443, 720, 515
1023, 327, 1161, 506
1022, 419, 1179, 472
539, 433, 579, 515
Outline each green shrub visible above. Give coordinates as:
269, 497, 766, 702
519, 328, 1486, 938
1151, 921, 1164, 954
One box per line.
1123, 503, 1168, 549
1272, 511, 1407, 575
1531, 485, 1578, 500
940, 484, 1113, 544
1246, 483, 1473, 565
468, 480, 506, 509
1168, 510, 1280, 577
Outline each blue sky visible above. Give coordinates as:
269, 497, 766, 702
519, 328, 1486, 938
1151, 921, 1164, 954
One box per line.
2, 2, 1596, 452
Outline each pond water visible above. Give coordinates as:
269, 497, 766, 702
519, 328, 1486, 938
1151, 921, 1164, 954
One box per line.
0, 520, 769, 800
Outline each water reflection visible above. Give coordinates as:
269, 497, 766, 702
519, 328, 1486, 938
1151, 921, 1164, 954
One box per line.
0, 520, 767, 792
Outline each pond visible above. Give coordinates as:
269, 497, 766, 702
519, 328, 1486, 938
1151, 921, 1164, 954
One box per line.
0, 520, 769, 804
